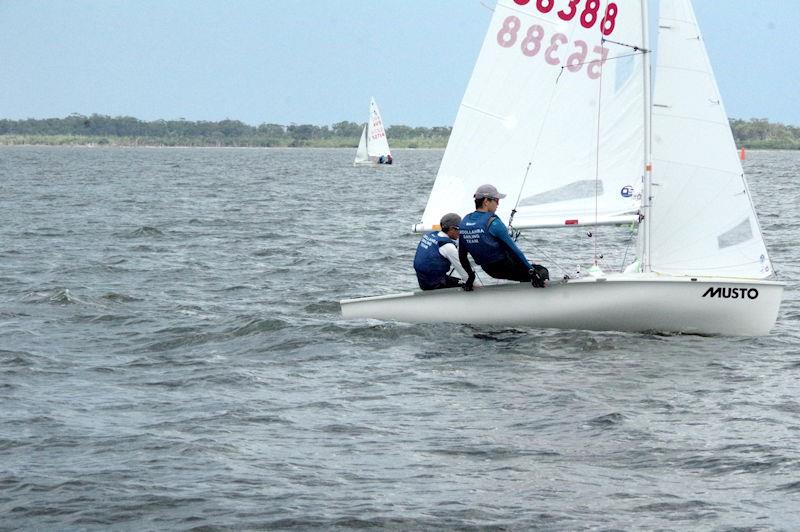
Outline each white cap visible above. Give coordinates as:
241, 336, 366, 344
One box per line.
473, 184, 506, 200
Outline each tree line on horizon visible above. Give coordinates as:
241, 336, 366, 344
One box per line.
0, 114, 451, 148
0, 113, 798, 149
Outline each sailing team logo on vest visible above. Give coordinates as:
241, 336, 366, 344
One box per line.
701, 287, 759, 300
461, 226, 484, 245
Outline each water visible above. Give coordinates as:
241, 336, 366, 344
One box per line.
1, 146, 798, 530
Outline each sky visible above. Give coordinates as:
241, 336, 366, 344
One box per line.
1, 1, 798, 127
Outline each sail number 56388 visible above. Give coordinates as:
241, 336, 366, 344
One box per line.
512, 0, 618, 36
497, 16, 609, 79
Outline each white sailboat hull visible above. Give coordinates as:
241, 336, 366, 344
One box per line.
341, 275, 784, 336
353, 157, 387, 167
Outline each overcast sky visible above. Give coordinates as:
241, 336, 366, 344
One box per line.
1, 0, 797, 126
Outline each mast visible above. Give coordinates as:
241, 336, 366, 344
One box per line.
639, 0, 653, 272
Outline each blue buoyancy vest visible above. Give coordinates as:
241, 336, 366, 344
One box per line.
459, 211, 505, 266
413, 232, 456, 288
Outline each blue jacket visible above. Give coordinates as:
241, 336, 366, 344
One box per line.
459, 211, 531, 268
413, 232, 456, 289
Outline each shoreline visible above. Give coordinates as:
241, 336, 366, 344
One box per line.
0, 137, 449, 150
3, 115, 797, 150
0, 141, 795, 151
0, 143, 447, 150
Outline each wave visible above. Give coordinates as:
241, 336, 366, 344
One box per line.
101, 292, 142, 302
129, 226, 164, 237
228, 318, 289, 337
22, 288, 82, 305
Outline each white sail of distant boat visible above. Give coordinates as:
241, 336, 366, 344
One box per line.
341, 0, 783, 336
354, 97, 392, 165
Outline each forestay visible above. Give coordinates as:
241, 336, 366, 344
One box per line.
649, 0, 773, 279
417, 0, 646, 231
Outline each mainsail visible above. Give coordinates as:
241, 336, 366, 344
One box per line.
366, 97, 391, 160
418, 0, 645, 231
649, 0, 773, 279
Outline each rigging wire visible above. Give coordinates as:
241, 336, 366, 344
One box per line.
619, 222, 638, 271
507, 162, 531, 239
593, 34, 604, 267
512, 231, 569, 279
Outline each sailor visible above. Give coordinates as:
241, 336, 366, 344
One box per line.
385, 154, 393, 165
458, 184, 548, 290
413, 213, 476, 290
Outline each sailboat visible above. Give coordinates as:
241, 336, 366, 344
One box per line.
340, 0, 783, 336
354, 97, 393, 165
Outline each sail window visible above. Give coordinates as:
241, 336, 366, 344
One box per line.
717, 218, 753, 249
614, 53, 635, 93
519, 180, 603, 207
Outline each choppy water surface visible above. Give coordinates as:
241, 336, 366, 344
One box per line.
1, 146, 799, 530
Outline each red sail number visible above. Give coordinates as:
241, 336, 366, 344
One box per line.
513, 0, 619, 36
496, 15, 609, 80
514, 0, 556, 13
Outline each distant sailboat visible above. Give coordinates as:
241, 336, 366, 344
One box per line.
341, 0, 783, 336
354, 97, 392, 166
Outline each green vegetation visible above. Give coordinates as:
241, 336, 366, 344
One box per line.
729, 119, 800, 150
0, 114, 451, 148
0, 114, 798, 149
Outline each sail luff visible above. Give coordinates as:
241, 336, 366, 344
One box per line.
739, 169, 775, 274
